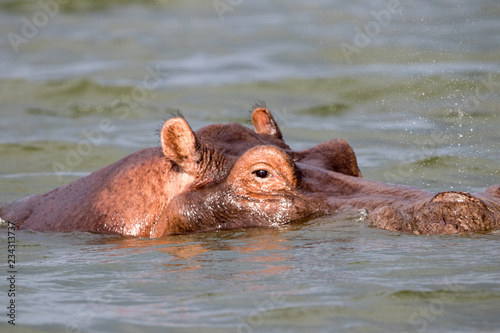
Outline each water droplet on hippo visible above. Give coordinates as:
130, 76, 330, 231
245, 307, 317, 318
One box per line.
357, 209, 368, 221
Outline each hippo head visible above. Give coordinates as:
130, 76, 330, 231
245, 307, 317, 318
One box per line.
154, 106, 500, 236
156, 107, 362, 234
4, 106, 499, 236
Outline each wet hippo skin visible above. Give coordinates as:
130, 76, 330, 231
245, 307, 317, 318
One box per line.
2, 106, 500, 237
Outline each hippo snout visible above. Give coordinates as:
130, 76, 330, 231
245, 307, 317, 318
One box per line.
369, 191, 500, 235
415, 192, 497, 234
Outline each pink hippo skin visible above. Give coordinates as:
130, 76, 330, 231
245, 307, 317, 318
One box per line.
1, 106, 500, 237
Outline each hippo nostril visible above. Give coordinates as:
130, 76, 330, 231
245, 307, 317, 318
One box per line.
417, 191, 496, 234
430, 191, 484, 205
253, 170, 269, 178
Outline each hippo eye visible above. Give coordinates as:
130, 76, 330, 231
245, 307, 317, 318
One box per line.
253, 169, 269, 179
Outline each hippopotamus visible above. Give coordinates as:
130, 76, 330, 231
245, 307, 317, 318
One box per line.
1, 106, 500, 237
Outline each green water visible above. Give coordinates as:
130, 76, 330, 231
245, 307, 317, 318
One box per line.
1, 0, 500, 332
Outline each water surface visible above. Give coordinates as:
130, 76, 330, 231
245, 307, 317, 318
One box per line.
1, 1, 500, 332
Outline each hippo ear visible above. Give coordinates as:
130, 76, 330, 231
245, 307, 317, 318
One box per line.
251, 107, 283, 140
160, 118, 200, 175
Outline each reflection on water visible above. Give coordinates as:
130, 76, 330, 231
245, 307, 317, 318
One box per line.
7, 220, 500, 332
86, 228, 296, 276
1, 0, 500, 332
